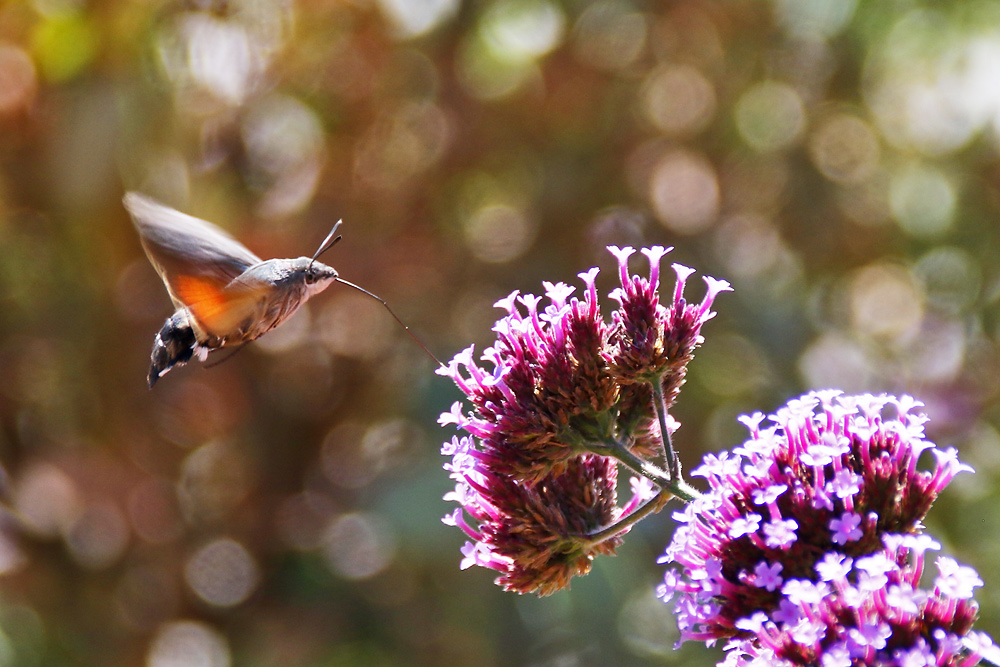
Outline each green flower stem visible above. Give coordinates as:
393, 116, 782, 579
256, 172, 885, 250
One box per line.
581, 487, 673, 547
662, 476, 698, 504
584, 438, 699, 503
584, 438, 667, 484
651, 380, 680, 478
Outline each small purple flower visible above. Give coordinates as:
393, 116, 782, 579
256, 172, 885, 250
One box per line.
729, 514, 762, 539
751, 483, 787, 506
762, 519, 798, 549
658, 391, 990, 665
815, 553, 852, 582
935, 556, 985, 600
829, 511, 862, 545
753, 561, 784, 592
827, 468, 861, 500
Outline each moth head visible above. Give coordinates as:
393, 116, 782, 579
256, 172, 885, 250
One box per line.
299, 219, 343, 296
303, 259, 338, 296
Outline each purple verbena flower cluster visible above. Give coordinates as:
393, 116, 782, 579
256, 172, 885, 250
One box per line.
658, 390, 997, 666
439, 246, 730, 594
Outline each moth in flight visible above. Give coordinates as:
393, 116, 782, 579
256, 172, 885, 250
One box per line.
125, 193, 343, 387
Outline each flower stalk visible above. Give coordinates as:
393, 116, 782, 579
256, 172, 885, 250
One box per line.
651, 380, 680, 479
581, 487, 674, 548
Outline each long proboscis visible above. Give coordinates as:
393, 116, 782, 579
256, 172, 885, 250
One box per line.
335, 277, 444, 368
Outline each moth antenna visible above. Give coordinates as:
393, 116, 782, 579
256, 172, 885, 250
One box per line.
334, 277, 444, 368
309, 220, 343, 271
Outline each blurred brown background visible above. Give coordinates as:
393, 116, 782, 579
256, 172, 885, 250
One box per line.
1, 0, 1000, 665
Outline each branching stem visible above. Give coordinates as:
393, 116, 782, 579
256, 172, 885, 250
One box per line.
577, 377, 700, 546
581, 487, 674, 547
583, 438, 699, 503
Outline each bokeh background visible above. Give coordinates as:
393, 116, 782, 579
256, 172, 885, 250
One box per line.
2, 0, 1000, 664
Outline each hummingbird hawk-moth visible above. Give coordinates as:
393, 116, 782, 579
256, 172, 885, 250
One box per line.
125, 192, 344, 387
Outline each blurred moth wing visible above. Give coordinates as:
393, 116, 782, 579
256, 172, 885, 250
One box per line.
125, 193, 270, 339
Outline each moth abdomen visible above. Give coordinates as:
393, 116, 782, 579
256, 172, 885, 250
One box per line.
148, 311, 200, 388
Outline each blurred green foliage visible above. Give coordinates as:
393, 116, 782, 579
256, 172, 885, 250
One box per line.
1, 0, 1000, 665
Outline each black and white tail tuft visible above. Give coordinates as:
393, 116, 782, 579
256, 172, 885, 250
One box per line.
148, 312, 198, 387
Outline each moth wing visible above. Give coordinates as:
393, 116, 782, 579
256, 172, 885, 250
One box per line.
124, 192, 262, 306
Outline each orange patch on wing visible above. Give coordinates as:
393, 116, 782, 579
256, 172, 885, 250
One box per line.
173, 275, 262, 338
172, 275, 265, 338
174, 275, 229, 323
